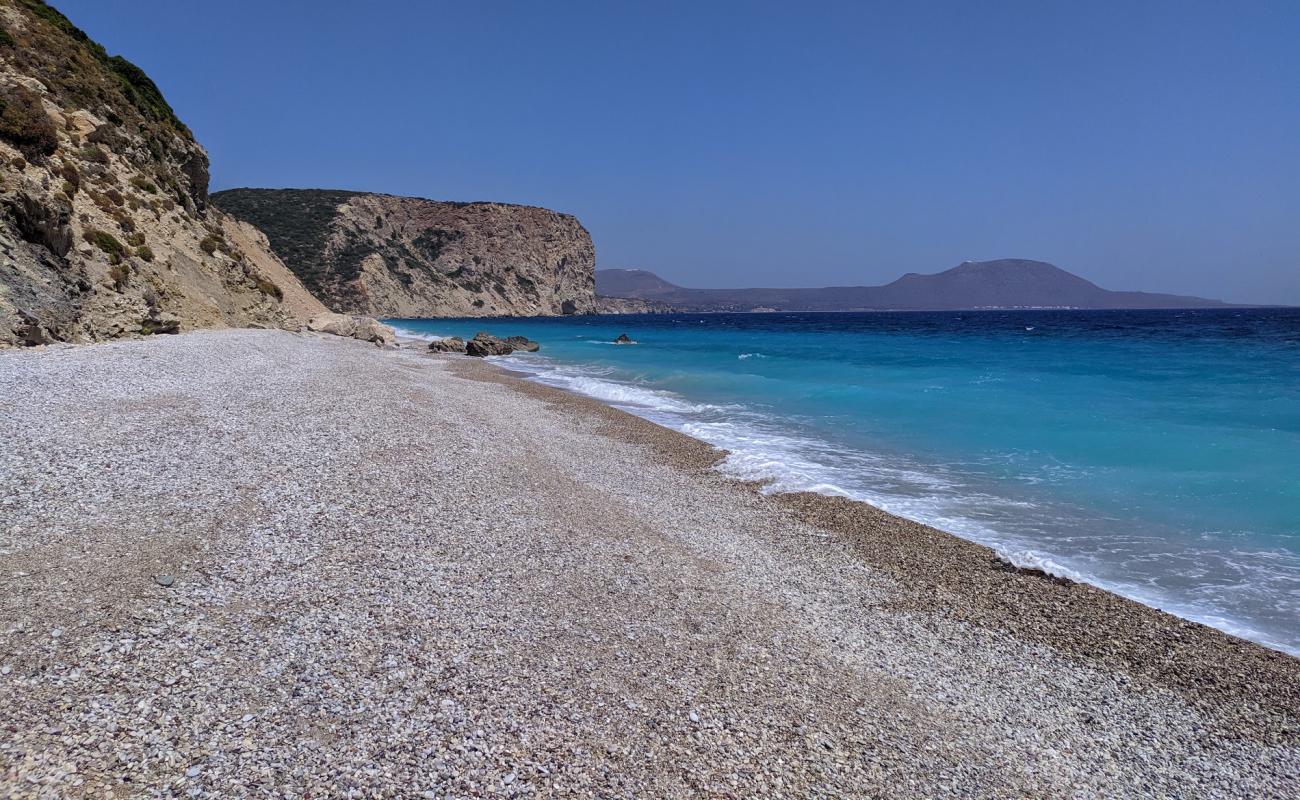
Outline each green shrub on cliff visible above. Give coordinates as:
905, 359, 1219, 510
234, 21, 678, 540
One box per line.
129, 175, 157, 194
84, 228, 125, 264
255, 278, 283, 300
78, 144, 109, 164
57, 160, 81, 189
108, 262, 129, 290
0, 84, 58, 161
105, 55, 183, 130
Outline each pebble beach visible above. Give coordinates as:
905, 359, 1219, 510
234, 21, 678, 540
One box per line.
1, 330, 1297, 798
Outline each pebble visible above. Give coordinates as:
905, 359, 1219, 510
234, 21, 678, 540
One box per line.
0, 330, 1293, 798
155, 575, 175, 588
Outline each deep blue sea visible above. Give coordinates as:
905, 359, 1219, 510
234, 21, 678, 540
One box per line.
389, 309, 1300, 655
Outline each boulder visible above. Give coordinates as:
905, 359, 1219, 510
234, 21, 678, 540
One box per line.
307, 312, 356, 338
352, 317, 397, 347
307, 313, 396, 347
465, 332, 513, 357
614, 333, 637, 344
428, 336, 467, 354
503, 335, 540, 352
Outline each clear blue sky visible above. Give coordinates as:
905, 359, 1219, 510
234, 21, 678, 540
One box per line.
56, 0, 1300, 303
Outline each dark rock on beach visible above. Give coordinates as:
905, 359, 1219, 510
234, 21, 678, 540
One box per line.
465, 332, 513, 357
428, 336, 467, 353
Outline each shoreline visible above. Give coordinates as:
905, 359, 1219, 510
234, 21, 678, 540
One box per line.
2, 329, 1296, 795
433, 345, 1300, 740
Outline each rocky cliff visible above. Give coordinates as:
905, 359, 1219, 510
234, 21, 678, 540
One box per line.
212, 189, 597, 318
595, 295, 677, 314
0, 0, 327, 346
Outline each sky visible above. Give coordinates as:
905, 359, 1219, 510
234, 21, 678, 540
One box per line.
55, 0, 1300, 303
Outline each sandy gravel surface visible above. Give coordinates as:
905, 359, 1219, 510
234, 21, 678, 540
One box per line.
1, 330, 1296, 798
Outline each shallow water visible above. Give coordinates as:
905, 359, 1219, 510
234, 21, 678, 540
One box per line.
389, 309, 1300, 655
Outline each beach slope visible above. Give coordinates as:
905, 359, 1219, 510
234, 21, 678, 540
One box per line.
1, 331, 1295, 797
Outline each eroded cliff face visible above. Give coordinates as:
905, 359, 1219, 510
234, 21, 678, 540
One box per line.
594, 296, 676, 314
212, 189, 597, 318
0, 0, 326, 346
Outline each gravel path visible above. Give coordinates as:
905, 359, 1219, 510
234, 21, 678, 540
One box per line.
1, 329, 1296, 798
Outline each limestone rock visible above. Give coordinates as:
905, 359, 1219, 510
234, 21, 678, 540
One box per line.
307, 313, 357, 338
614, 333, 637, 345
352, 317, 396, 347
307, 313, 396, 347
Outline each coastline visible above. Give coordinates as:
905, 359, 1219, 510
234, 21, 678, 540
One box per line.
1, 330, 1296, 796
442, 349, 1300, 741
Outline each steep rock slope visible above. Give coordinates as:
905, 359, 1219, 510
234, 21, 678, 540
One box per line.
0, 0, 326, 346
213, 189, 597, 318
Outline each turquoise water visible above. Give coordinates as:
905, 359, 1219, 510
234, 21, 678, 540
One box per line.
389, 310, 1300, 655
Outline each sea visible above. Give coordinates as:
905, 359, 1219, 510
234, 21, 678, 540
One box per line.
388, 309, 1300, 656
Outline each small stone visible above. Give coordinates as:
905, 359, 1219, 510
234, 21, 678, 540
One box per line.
688, 711, 700, 723
503, 773, 516, 784
186, 765, 201, 778
155, 574, 174, 587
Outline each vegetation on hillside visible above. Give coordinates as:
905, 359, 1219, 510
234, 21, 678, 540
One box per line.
13, 0, 187, 133
212, 189, 365, 297
0, 83, 58, 160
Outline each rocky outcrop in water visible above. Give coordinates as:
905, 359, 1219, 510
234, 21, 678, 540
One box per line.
503, 335, 539, 352
212, 188, 598, 319
0, 1, 327, 346
465, 332, 513, 357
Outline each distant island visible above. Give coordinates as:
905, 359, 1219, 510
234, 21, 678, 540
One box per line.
597, 259, 1236, 313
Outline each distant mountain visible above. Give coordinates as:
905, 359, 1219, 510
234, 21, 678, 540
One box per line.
596, 260, 1233, 312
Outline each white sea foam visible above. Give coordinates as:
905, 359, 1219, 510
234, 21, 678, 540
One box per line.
387, 325, 442, 342
500, 350, 1300, 657
993, 548, 1088, 582
737, 352, 768, 360
508, 361, 713, 415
